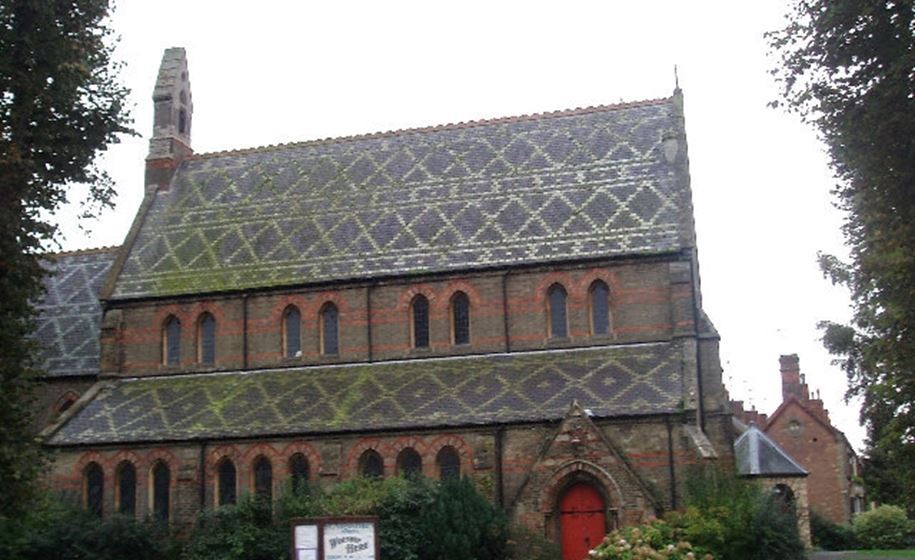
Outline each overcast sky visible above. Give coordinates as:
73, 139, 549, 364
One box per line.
54, 1, 864, 450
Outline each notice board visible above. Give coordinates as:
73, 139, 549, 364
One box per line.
290, 516, 378, 560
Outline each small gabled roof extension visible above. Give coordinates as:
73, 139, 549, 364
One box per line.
106, 94, 695, 300
33, 248, 119, 378
735, 424, 808, 477
46, 342, 684, 446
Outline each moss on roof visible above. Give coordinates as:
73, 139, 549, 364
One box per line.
48, 343, 684, 446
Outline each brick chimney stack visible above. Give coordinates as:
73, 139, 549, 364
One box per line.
780, 354, 808, 402
145, 48, 193, 193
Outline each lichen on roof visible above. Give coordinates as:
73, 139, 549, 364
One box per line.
33, 248, 118, 378
108, 97, 693, 300
47, 342, 684, 446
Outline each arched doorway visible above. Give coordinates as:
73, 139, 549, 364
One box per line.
560, 482, 606, 560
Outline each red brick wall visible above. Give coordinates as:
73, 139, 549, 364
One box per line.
47, 412, 718, 532
104, 259, 694, 376
765, 402, 851, 524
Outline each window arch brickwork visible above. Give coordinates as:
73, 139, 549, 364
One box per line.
320, 302, 339, 356
163, 315, 181, 365
411, 294, 430, 349
197, 312, 216, 364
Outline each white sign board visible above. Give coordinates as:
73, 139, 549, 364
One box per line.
290, 517, 378, 560
293, 524, 318, 560
323, 522, 376, 560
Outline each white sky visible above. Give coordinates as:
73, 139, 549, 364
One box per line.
53, 1, 865, 450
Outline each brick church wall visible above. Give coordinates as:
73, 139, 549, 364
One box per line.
104, 258, 692, 377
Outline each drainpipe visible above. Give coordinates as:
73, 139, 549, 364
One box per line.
495, 426, 505, 508
242, 293, 250, 369
501, 272, 510, 352
666, 415, 678, 510
198, 439, 207, 515
366, 283, 374, 362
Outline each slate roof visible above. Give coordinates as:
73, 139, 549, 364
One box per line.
33, 248, 117, 378
108, 96, 693, 300
735, 425, 808, 477
47, 342, 683, 446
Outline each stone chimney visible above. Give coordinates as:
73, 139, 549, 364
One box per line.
780, 354, 808, 402
145, 48, 193, 192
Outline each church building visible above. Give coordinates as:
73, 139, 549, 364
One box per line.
36, 48, 734, 558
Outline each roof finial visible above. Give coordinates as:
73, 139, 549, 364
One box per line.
674, 64, 680, 91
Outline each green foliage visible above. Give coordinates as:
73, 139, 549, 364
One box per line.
0, 493, 175, 560
678, 467, 805, 560
810, 509, 858, 550
586, 518, 713, 560
505, 523, 560, 560
181, 496, 285, 560
852, 505, 914, 550
0, 0, 132, 525
418, 476, 508, 560
769, 1, 915, 514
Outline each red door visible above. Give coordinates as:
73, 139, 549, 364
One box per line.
560, 483, 606, 560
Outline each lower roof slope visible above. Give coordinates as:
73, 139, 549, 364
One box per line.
33, 248, 118, 378
48, 342, 683, 446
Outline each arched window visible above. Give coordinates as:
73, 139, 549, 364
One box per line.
217, 459, 237, 506
436, 446, 461, 480
85, 462, 104, 517
397, 448, 423, 479
289, 453, 310, 493
359, 450, 384, 479
411, 295, 430, 349
163, 316, 181, 365
152, 462, 170, 522
320, 303, 339, 356
253, 457, 273, 502
589, 280, 610, 336
178, 108, 187, 134
283, 306, 301, 358
197, 312, 216, 365
116, 462, 136, 517
451, 292, 470, 345
547, 284, 568, 339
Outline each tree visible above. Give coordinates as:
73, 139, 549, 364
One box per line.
768, 1, 915, 513
0, 0, 131, 523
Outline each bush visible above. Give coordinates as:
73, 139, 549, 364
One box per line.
3, 493, 176, 560
852, 505, 913, 550
587, 518, 713, 560
180, 496, 285, 560
418, 476, 507, 560
810, 510, 858, 550
679, 467, 805, 560
506, 524, 560, 560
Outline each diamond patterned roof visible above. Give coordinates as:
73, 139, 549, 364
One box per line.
33, 249, 117, 378
47, 342, 683, 445
109, 97, 693, 299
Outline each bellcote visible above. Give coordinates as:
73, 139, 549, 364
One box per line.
145, 48, 193, 192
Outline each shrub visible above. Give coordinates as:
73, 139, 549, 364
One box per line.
180, 496, 285, 560
852, 505, 913, 550
5, 493, 175, 560
587, 517, 714, 560
418, 476, 507, 560
680, 467, 805, 560
810, 510, 857, 550
506, 523, 560, 560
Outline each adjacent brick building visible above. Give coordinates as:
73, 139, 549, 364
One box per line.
732, 354, 865, 525
37, 48, 734, 558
